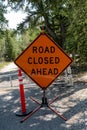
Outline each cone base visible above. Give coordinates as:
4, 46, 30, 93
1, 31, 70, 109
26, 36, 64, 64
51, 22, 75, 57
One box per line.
15, 111, 32, 117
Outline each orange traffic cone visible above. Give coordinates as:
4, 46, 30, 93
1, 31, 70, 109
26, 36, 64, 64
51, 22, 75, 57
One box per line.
16, 69, 31, 116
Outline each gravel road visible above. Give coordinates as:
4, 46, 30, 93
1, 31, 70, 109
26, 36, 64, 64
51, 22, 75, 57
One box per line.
0, 62, 18, 73
0, 62, 87, 130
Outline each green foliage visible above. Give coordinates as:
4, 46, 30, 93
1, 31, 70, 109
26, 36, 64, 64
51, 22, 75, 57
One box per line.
0, 0, 87, 68
0, 29, 19, 61
65, 0, 87, 65
0, 28, 40, 61
0, 1, 8, 33
0, 37, 5, 61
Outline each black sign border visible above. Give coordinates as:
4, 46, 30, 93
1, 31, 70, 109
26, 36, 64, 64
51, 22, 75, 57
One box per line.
14, 32, 73, 90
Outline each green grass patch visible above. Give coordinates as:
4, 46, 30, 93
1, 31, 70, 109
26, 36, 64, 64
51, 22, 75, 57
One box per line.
0, 62, 10, 70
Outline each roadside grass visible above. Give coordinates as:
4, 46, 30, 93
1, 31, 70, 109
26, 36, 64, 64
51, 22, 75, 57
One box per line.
0, 62, 10, 70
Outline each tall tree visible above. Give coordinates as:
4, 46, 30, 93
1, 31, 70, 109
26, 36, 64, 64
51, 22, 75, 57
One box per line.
7, 0, 71, 48
0, 1, 8, 34
65, 0, 87, 64
4, 0, 87, 65
2, 30, 20, 61
0, 1, 8, 61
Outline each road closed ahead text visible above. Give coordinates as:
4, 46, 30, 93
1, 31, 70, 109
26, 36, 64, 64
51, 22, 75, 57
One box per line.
15, 33, 72, 88
28, 46, 60, 75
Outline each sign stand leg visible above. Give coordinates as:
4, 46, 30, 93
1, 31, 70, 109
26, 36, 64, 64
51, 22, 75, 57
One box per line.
20, 89, 67, 123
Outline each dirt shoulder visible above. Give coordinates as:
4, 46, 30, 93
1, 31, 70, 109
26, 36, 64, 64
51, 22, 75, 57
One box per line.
0, 63, 87, 130
0, 62, 18, 73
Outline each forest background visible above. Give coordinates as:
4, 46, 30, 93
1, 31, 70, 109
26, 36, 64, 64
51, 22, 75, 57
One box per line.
0, 0, 87, 72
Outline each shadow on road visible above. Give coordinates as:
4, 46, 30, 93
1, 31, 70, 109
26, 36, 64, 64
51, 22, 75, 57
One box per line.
0, 80, 87, 130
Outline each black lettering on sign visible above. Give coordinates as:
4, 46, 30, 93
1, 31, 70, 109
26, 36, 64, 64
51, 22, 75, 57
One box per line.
54, 68, 58, 75
48, 68, 58, 75
44, 57, 49, 64
43, 68, 47, 75
28, 57, 32, 64
37, 68, 42, 75
50, 57, 54, 64
33, 57, 38, 64
48, 68, 52, 75
38, 57, 43, 64
32, 46, 55, 53
32, 46, 37, 53
31, 68, 58, 75
50, 46, 55, 53
39, 46, 44, 53
55, 57, 60, 64
31, 68, 36, 75
44, 46, 49, 53
28, 57, 60, 64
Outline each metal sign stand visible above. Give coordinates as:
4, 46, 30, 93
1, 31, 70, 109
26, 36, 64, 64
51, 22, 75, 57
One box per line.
20, 89, 67, 123
20, 26, 67, 123
14, 26, 73, 123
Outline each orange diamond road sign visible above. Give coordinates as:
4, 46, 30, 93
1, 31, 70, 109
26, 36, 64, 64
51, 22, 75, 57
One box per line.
14, 33, 72, 89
